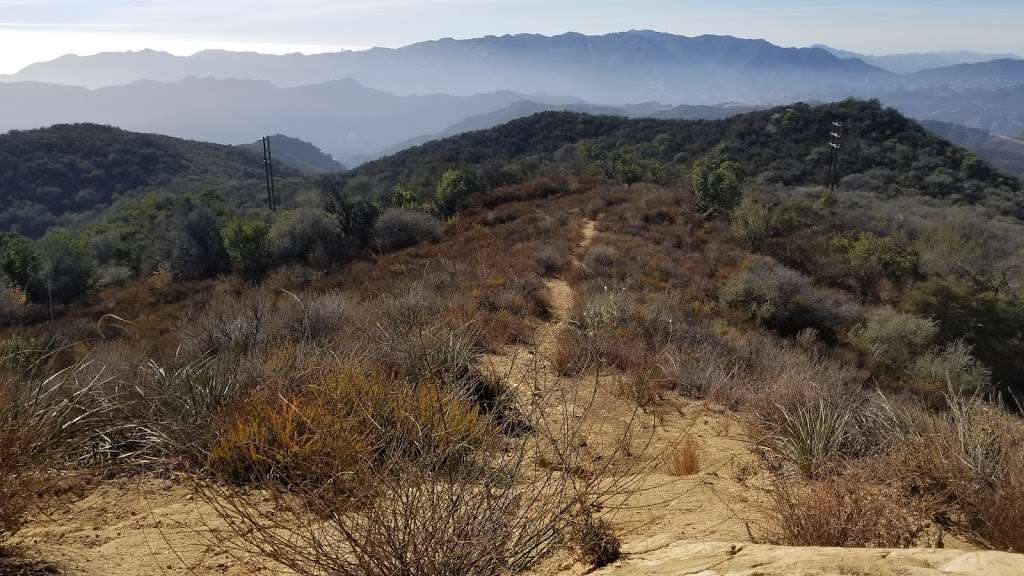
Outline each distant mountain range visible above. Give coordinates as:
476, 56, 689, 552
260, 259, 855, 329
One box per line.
4, 31, 895, 105
0, 77, 573, 166
814, 45, 1021, 74
4, 30, 1024, 167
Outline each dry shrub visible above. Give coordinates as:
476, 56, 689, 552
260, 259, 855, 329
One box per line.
984, 449, 1024, 551
194, 367, 653, 576
614, 364, 664, 407
552, 328, 586, 376
209, 369, 491, 490
571, 505, 622, 568
879, 390, 1024, 551
668, 438, 702, 476
763, 471, 934, 548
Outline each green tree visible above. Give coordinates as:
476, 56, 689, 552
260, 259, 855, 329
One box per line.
0, 234, 41, 290
393, 183, 422, 211
169, 204, 230, 281
608, 148, 644, 187
223, 218, 272, 284
691, 154, 743, 218
32, 231, 96, 304
435, 168, 479, 218
833, 232, 919, 295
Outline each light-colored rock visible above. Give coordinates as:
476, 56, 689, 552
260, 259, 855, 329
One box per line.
596, 540, 1024, 576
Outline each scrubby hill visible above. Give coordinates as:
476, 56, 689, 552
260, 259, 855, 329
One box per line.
349, 99, 1021, 216
0, 123, 298, 237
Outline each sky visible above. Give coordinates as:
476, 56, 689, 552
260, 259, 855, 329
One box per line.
1, 0, 1022, 74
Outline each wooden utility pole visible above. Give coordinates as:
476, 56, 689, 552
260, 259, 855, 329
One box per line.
262, 136, 277, 211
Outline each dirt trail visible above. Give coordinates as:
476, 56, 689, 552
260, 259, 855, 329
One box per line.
482, 217, 766, 551
506, 217, 1023, 576
537, 218, 595, 358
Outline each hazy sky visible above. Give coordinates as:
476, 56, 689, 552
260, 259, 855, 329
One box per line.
1, 0, 1022, 74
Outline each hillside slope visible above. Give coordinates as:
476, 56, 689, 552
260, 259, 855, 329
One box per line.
350, 100, 1021, 216
882, 84, 1024, 135
239, 134, 346, 174
0, 123, 292, 237
923, 120, 1024, 177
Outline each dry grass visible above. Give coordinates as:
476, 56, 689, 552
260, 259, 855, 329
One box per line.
762, 471, 935, 548
0, 362, 112, 553
668, 438, 702, 476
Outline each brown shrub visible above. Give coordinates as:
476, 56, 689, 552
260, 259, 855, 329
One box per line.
195, 370, 653, 576
763, 471, 934, 548
878, 391, 1024, 551
668, 438, 702, 476
614, 364, 664, 407
208, 368, 492, 490
571, 506, 622, 568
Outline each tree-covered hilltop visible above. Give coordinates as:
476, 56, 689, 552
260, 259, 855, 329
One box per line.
0, 123, 301, 237
239, 134, 346, 174
344, 99, 1021, 217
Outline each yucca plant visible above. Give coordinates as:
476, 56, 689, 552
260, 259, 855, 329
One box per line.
763, 397, 854, 477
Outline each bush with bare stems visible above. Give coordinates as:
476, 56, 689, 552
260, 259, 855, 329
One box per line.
762, 470, 936, 548
193, 364, 655, 576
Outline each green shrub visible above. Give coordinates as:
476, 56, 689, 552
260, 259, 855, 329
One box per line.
374, 208, 440, 253
30, 231, 96, 304
435, 168, 480, 218
223, 218, 272, 283
720, 257, 863, 341
730, 196, 774, 250
691, 153, 742, 218
269, 207, 348, 268
169, 204, 230, 281
761, 397, 857, 477
0, 234, 41, 290
912, 340, 991, 393
848, 308, 938, 374
902, 279, 1024, 395
832, 232, 918, 293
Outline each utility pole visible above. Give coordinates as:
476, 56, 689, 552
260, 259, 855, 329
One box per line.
827, 121, 845, 195
262, 136, 277, 211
